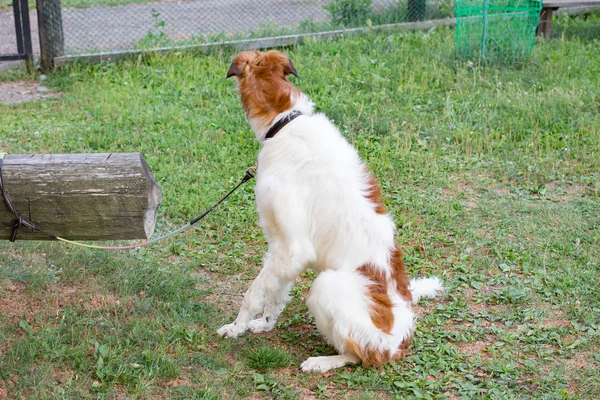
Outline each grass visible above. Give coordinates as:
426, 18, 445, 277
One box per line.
245, 347, 292, 371
1, 13, 599, 399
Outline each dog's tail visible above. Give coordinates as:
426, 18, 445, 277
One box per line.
409, 277, 444, 304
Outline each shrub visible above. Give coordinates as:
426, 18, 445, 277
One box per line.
323, 0, 373, 27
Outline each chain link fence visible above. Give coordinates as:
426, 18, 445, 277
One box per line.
0, 3, 19, 58
44, 0, 453, 57
2, 1, 599, 67
0, 0, 456, 66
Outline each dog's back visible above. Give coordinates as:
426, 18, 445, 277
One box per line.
256, 103, 396, 272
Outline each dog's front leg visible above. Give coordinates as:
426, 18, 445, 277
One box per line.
247, 277, 293, 334
217, 247, 309, 338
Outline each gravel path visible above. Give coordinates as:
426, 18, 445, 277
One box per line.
1, 0, 335, 57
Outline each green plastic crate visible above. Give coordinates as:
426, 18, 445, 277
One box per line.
455, 0, 542, 64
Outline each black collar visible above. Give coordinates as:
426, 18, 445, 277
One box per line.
264, 110, 303, 140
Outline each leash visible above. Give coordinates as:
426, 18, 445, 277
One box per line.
0, 153, 256, 250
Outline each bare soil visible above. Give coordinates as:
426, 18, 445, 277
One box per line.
0, 80, 62, 105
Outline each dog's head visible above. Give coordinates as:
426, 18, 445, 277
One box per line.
226, 50, 299, 128
226, 50, 298, 81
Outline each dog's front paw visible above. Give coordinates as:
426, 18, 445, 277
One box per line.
248, 318, 275, 333
217, 322, 246, 338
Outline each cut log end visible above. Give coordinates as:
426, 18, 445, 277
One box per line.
141, 154, 162, 240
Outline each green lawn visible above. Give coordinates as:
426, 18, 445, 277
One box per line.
1, 14, 599, 399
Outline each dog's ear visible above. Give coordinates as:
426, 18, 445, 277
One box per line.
283, 58, 299, 78
263, 51, 298, 78
226, 59, 242, 79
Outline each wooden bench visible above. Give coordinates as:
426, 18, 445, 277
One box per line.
538, 0, 600, 38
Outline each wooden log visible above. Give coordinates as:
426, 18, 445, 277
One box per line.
0, 153, 162, 241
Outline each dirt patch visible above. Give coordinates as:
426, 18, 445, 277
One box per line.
491, 186, 511, 197
564, 349, 598, 396
544, 182, 588, 202
293, 386, 320, 400
469, 301, 489, 314
50, 370, 74, 385
457, 340, 489, 356
566, 350, 594, 370
0, 281, 37, 355
85, 293, 122, 311
162, 377, 192, 389
540, 318, 571, 329
0, 281, 45, 320
413, 300, 439, 315
0, 374, 9, 399
540, 308, 571, 329
49, 282, 130, 314
0, 278, 126, 348
442, 180, 481, 208
0, 81, 62, 105
191, 268, 247, 314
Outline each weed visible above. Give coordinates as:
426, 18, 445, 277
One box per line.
245, 347, 291, 371
324, 0, 373, 27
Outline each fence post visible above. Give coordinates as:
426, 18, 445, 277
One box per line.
37, 0, 65, 71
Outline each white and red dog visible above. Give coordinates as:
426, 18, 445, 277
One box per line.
218, 50, 443, 373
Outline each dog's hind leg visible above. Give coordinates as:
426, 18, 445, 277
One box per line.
302, 269, 414, 372
300, 270, 371, 372
301, 354, 360, 373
